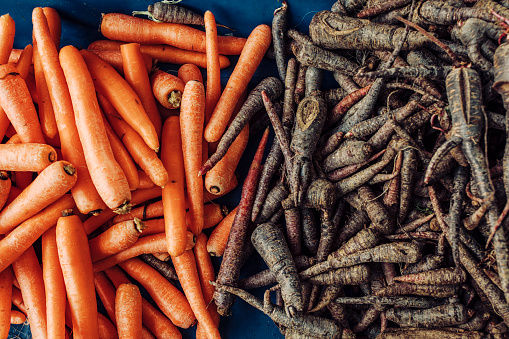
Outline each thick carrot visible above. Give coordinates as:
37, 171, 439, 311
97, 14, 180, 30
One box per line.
0, 143, 56, 172
172, 249, 221, 339
115, 283, 143, 339
207, 206, 238, 257
60, 45, 132, 212
0, 266, 12, 339
118, 257, 196, 328
89, 218, 146, 262
0, 14, 15, 64
99, 93, 168, 188
178, 63, 203, 84
88, 39, 231, 69
0, 161, 77, 234
150, 70, 185, 110
181, 80, 206, 235
121, 42, 162, 140
161, 116, 188, 257
12, 246, 47, 339
80, 49, 159, 151
0, 63, 45, 144
204, 24, 272, 142
42, 225, 67, 339
99, 13, 246, 55
56, 214, 99, 339
32, 6, 107, 215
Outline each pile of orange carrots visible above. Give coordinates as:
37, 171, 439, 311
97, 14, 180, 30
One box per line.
0, 5, 272, 339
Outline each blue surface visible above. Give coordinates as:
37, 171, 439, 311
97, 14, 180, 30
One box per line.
0, 0, 337, 338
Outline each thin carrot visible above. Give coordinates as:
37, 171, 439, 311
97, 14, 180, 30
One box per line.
150, 70, 185, 110
93, 271, 117, 325
180, 80, 206, 235
118, 257, 196, 328
207, 206, 238, 257
99, 93, 169, 188
88, 39, 231, 69
80, 49, 159, 152
11, 285, 26, 315
42, 225, 67, 339
87, 49, 153, 75
42, 7, 61, 49
32, 6, 107, 215
56, 214, 99, 339
13, 44, 33, 80
97, 312, 118, 339
33, 47, 58, 139
194, 232, 216, 304
0, 63, 45, 144
0, 161, 77, 234
161, 116, 187, 257
0, 266, 12, 339
12, 246, 47, 339
172, 249, 221, 339
60, 45, 132, 212
0, 14, 15, 64
204, 10, 221, 124
99, 13, 246, 55
115, 283, 143, 339
0, 143, 56, 172
120, 42, 162, 140
0, 171, 11, 212
178, 63, 203, 84
102, 114, 140, 191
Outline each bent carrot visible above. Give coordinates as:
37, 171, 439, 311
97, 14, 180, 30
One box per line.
88, 40, 231, 69
60, 45, 131, 212
204, 24, 272, 142
100, 13, 246, 55
0, 266, 12, 339
0, 161, 77, 234
0, 14, 15, 64
0, 143, 56, 172
178, 63, 203, 84
150, 70, 185, 110
120, 43, 162, 140
80, 49, 159, 152
181, 80, 206, 235
118, 257, 196, 328
56, 214, 99, 339
161, 116, 187, 257
12, 246, 47, 339
115, 283, 143, 339
172, 250, 221, 339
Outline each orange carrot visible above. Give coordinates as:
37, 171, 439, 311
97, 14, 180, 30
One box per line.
80, 49, 159, 152
32, 6, 107, 215
13, 44, 33, 80
0, 161, 77, 234
100, 13, 246, 55
178, 63, 203, 84
0, 194, 75, 275
87, 49, 153, 75
7, 49, 21, 63
99, 93, 169, 188
56, 214, 99, 339
88, 39, 231, 69
205, 123, 249, 195
194, 232, 216, 304
173, 249, 221, 339
0, 63, 45, 144
42, 7, 61, 49
89, 218, 146, 262
102, 114, 140, 191
0, 171, 11, 211
189, 204, 228, 230
93, 272, 117, 325
33, 47, 58, 139
10, 310, 26, 325
121, 43, 162, 140
137, 170, 155, 189
150, 70, 185, 110
11, 285, 26, 315
115, 283, 143, 339
104, 265, 182, 339
161, 116, 187, 257
0, 266, 12, 338
180, 80, 206, 235
60, 45, 132, 212
0, 14, 15, 64
207, 206, 238, 257
12, 246, 47, 339
204, 24, 272, 142
97, 312, 118, 339
118, 257, 196, 328
204, 10, 221, 125
0, 143, 56, 172
42, 225, 67, 339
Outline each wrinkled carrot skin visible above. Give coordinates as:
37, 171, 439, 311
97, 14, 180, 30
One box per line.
115, 283, 143, 339
57, 215, 99, 339
88, 39, 231, 69
0, 266, 12, 338
100, 13, 246, 55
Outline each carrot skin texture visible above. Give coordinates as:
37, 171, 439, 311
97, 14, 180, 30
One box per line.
204, 24, 272, 143
97, 312, 118, 338
0, 14, 15, 64
207, 206, 238, 257
0, 266, 12, 339
115, 283, 143, 339
213, 128, 270, 315
0, 143, 56, 172
57, 215, 99, 339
